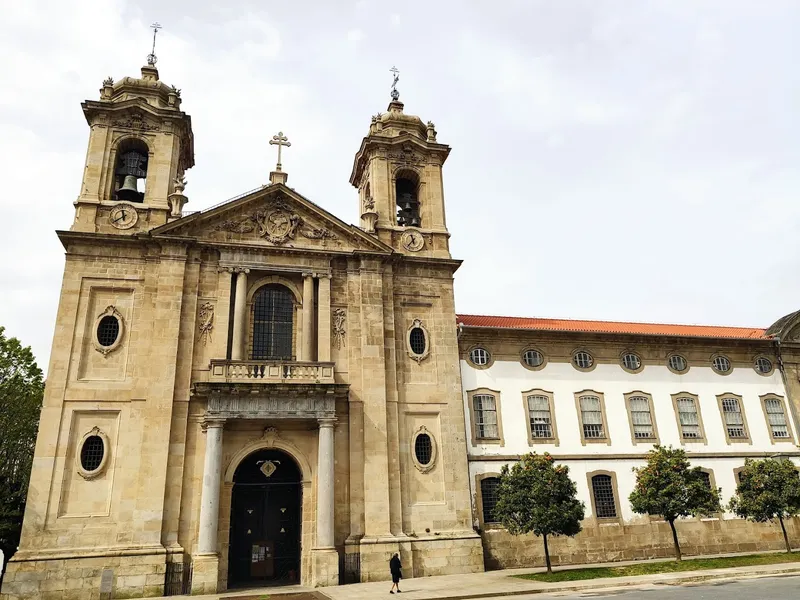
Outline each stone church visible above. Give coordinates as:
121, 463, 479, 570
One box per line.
0, 61, 483, 598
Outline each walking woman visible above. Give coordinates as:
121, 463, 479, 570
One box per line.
389, 552, 402, 594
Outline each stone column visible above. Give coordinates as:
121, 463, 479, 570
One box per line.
302, 273, 315, 361
317, 274, 331, 362
197, 420, 224, 555
230, 268, 249, 360
316, 418, 336, 549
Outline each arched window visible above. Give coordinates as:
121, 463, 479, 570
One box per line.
590, 473, 618, 519
396, 174, 420, 227
480, 477, 501, 524
251, 284, 294, 360
115, 138, 149, 203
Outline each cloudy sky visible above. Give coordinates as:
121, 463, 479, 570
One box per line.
2, 0, 799, 370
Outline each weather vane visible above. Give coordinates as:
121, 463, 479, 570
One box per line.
147, 22, 162, 66
390, 65, 400, 101
269, 131, 291, 171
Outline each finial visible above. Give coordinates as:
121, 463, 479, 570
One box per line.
147, 22, 162, 66
269, 131, 291, 172
103, 76, 114, 87
390, 65, 400, 101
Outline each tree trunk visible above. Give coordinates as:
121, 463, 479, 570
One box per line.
543, 533, 552, 574
668, 519, 682, 562
779, 516, 792, 553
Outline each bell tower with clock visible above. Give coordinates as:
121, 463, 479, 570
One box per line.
72, 60, 194, 234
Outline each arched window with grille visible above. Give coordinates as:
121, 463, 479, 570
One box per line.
251, 284, 295, 360
480, 476, 501, 524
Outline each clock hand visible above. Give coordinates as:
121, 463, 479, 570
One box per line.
112, 213, 124, 223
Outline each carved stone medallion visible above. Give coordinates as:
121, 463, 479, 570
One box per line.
253, 200, 303, 245
401, 229, 425, 252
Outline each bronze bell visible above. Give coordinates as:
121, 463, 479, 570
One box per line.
117, 175, 140, 201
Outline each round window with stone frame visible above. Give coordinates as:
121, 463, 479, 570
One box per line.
620, 351, 643, 374
92, 305, 125, 357
571, 350, 596, 372
411, 426, 437, 473
406, 318, 431, 364
76, 427, 111, 480
712, 354, 732, 375
754, 355, 774, 376
520, 347, 546, 371
667, 353, 689, 374
468, 346, 492, 369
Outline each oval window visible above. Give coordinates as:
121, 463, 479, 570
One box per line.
469, 347, 490, 366
712, 355, 731, 374
573, 351, 594, 370
668, 354, 688, 373
414, 433, 433, 466
522, 349, 544, 368
409, 327, 427, 355
97, 315, 120, 347
621, 353, 641, 371
755, 356, 773, 374
80, 435, 105, 472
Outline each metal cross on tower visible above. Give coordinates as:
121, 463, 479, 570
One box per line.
390, 65, 400, 101
269, 132, 291, 171
147, 22, 162, 66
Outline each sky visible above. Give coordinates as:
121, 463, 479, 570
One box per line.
1, 0, 800, 371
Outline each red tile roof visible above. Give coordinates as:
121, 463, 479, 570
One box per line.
456, 314, 769, 340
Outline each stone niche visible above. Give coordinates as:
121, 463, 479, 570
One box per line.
76, 284, 136, 381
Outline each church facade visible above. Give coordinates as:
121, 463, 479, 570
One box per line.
3, 60, 800, 600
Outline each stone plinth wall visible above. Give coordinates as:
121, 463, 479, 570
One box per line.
481, 517, 800, 570
0, 551, 166, 600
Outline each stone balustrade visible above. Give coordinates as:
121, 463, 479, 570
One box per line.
209, 359, 335, 384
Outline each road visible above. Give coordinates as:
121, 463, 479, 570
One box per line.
482, 574, 800, 600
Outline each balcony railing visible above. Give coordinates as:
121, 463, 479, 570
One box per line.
208, 360, 335, 384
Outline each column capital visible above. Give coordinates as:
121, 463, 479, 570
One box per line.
317, 417, 337, 429
201, 418, 226, 431
302, 271, 314, 279
234, 267, 251, 274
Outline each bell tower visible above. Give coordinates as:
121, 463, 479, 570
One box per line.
73, 61, 194, 234
350, 71, 452, 258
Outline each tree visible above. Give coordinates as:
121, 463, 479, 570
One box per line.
493, 452, 585, 573
728, 458, 800, 553
0, 327, 44, 566
629, 445, 721, 561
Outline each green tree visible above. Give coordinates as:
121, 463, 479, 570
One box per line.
629, 445, 721, 561
493, 452, 585, 573
0, 327, 44, 566
728, 458, 800, 553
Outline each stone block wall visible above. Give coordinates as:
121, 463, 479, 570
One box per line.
481, 517, 800, 570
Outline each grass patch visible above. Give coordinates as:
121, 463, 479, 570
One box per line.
513, 552, 800, 583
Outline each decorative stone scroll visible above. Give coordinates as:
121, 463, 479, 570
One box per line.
198, 302, 214, 346
332, 308, 347, 349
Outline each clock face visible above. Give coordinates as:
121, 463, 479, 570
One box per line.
109, 203, 139, 230
401, 230, 425, 252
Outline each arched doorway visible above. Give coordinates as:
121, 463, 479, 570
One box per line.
228, 449, 302, 587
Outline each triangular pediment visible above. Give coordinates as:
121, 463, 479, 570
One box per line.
150, 184, 392, 254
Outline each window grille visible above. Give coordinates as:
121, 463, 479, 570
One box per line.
473, 394, 499, 439
591, 474, 617, 518
629, 396, 654, 439
755, 357, 773, 374
470, 347, 490, 366
669, 355, 688, 372
409, 327, 427, 355
622, 353, 641, 371
527, 395, 553, 439
523, 349, 543, 368
251, 285, 294, 360
721, 397, 747, 439
580, 395, 605, 439
480, 477, 501, 523
414, 433, 433, 465
764, 398, 790, 439
676, 397, 701, 439
97, 315, 120, 347
573, 351, 594, 369
80, 435, 105, 472
713, 356, 731, 373
698, 470, 712, 489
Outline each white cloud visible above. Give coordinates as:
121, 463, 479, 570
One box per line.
347, 29, 364, 42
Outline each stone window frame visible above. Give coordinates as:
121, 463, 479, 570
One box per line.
624, 391, 661, 446
521, 388, 559, 446
520, 346, 547, 372
92, 305, 125, 357
245, 276, 302, 362
733, 465, 747, 487
574, 390, 611, 446
76, 426, 111, 480
667, 353, 690, 375
759, 394, 795, 444
406, 318, 431, 364
695, 467, 722, 520
671, 392, 708, 445
711, 353, 733, 376
753, 355, 775, 376
716, 393, 752, 445
571, 349, 597, 373
475, 472, 503, 528
586, 470, 623, 524
466, 345, 494, 370
410, 425, 437, 473
620, 349, 644, 374
467, 388, 504, 446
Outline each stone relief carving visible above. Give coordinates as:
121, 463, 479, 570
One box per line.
302, 226, 338, 246
198, 302, 214, 346
253, 199, 303, 245
332, 308, 347, 350
112, 112, 160, 131
214, 218, 256, 234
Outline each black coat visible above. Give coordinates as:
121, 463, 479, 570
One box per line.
389, 556, 402, 576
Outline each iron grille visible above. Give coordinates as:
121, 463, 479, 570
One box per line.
677, 398, 701, 438
591, 475, 617, 518
409, 327, 426, 355
80, 436, 105, 471
629, 396, 653, 439
97, 316, 120, 347
721, 398, 747, 439
473, 395, 498, 439
580, 396, 605, 439
164, 561, 192, 596
527, 395, 552, 438
414, 433, 433, 466
339, 552, 361, 585
765, 399, 789, 438
251, 285, 294, 360
480, 477, 501, 523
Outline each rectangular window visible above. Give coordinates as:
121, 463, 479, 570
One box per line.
721, 397, 748, 440
480, 477, 500, 523
580, 395, 605, 439
629, 396, 654, 439
676, 397, 701, 439
591, 474, 617, 518
698, 470, 711, 489
527, 395, 553, 439
764, 398, 790, 439
473, 394, 499, 439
